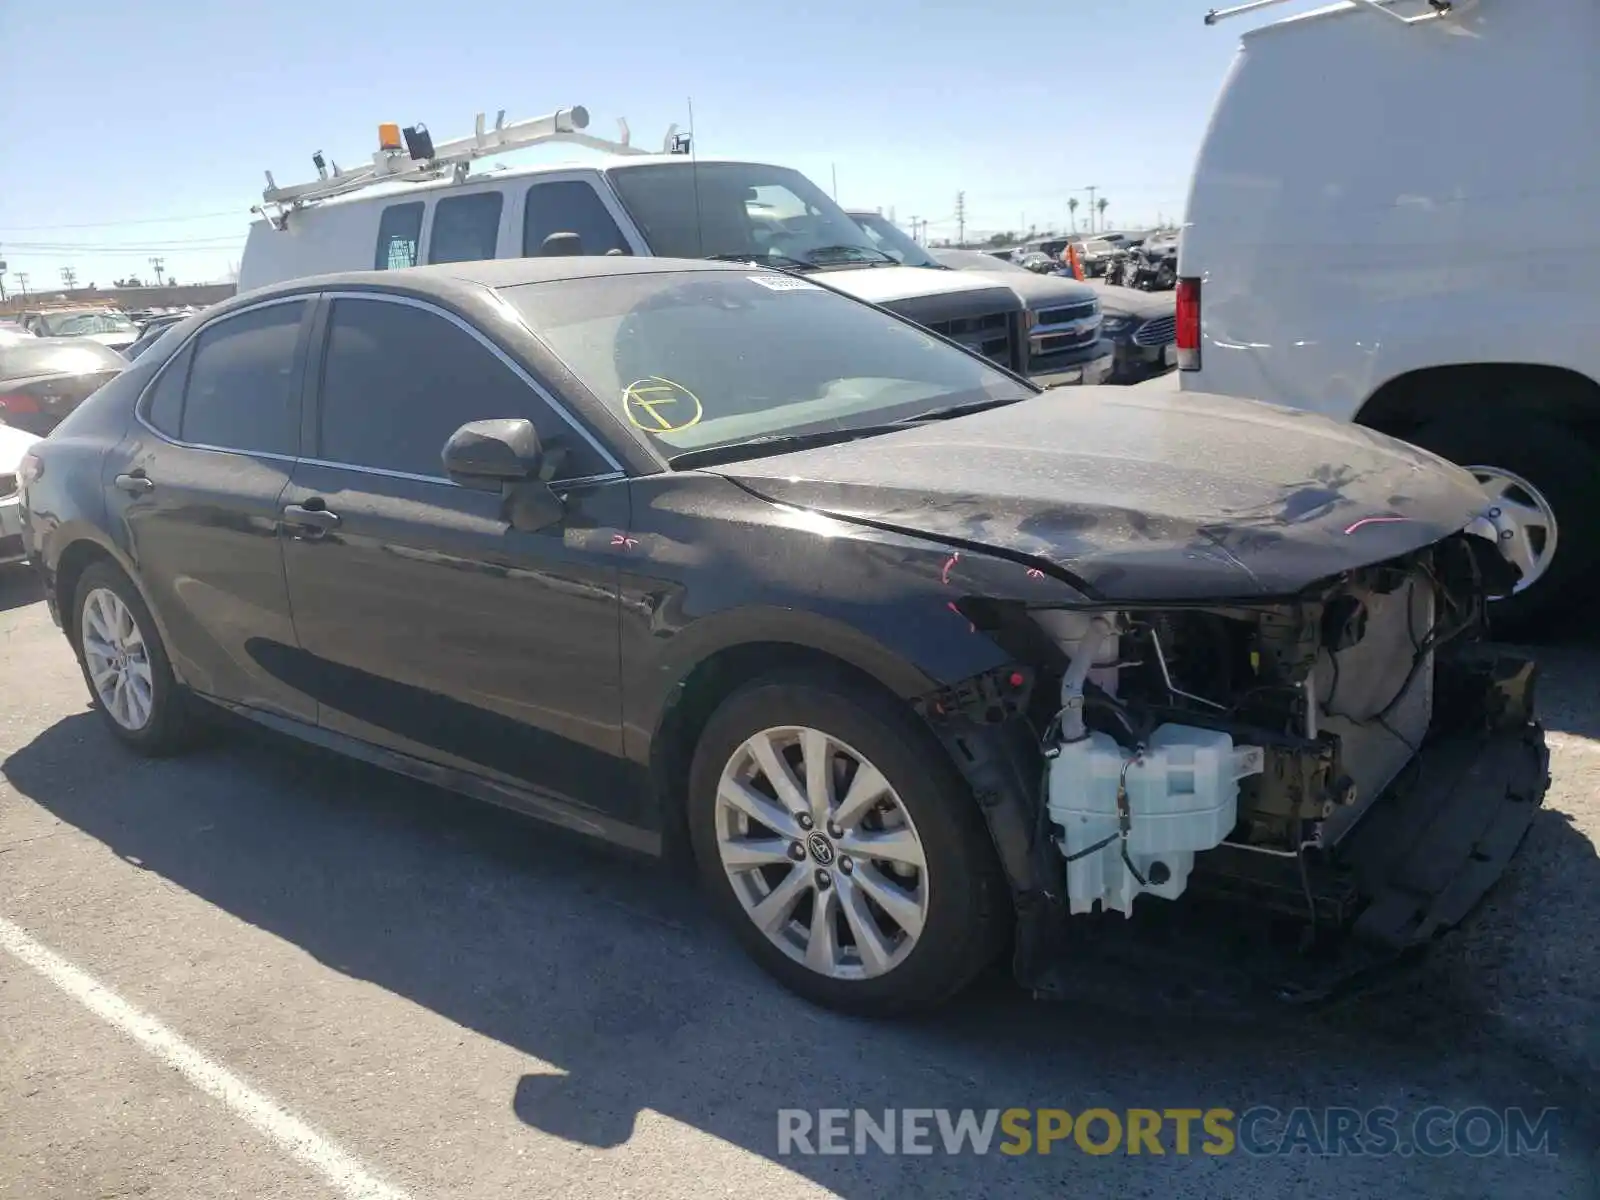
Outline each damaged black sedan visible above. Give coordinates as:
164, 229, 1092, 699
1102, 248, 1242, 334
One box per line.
21, 257, 1547, 1016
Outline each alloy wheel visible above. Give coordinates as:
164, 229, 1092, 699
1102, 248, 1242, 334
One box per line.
714, 725, 930, 980
81, 587, 155, 731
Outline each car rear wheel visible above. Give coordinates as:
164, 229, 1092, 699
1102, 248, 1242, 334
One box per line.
72, 561, 202, 755
687, 673, 1008, 1016
1409, 415, 1600, 638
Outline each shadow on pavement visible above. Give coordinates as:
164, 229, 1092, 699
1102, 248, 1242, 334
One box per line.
4, 710, 1596, 1196
0, 566, 43, 613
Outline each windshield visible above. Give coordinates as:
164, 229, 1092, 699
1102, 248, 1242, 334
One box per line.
503, 270, 1030, 459
0, 341, 126, 382
38, 311, 136, 336
606, 162, 896, 270
849, 213, 943, 269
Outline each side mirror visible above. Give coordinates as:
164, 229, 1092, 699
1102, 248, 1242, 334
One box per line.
442, 418, 542, 488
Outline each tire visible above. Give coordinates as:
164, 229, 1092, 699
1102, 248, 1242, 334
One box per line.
71, 561, 203, 756
1408, 415, 1600, 637
687, 672, 1008, 1016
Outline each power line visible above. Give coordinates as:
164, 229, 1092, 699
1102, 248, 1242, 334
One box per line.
5, 236, 247, 251
0, 209, 241, 232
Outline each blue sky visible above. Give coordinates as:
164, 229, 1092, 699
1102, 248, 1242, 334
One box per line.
0, 0, 1324, 292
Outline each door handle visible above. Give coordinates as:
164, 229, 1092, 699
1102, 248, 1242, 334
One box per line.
114, 472, 154, 495
281, 502, 341, 534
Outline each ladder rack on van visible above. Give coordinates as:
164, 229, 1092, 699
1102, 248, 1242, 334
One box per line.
1204, 0, 1452, 26
254, 105, 682, 221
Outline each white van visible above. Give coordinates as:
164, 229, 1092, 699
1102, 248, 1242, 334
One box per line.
239, 107, 1088, 388
1176, 0, 1599, 633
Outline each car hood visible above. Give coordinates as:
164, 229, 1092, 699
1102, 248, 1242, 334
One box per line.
818, 265, 1007, 306
1089, 282, 1175, 322
83, 331, 136, 350
718, 388, 1492, 601
967, 270, 1096, 307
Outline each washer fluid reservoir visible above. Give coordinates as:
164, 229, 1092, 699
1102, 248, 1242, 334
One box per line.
1048, 723, 1264, 917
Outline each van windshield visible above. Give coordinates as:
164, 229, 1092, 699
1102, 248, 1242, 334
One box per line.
605, 162, 897, 270
502, 269, 1029, 461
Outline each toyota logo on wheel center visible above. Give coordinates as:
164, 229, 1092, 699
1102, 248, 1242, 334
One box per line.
806, 832, 835, 865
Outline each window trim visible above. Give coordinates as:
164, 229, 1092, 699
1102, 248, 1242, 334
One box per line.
134, 294, 314, 461
306, 290, 625, 483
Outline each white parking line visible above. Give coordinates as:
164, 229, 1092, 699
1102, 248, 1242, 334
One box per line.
0, 916, 413, 1200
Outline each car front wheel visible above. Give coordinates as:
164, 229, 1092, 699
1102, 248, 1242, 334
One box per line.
688, 673, 1008, 1016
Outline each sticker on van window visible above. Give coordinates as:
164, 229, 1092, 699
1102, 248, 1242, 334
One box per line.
747, 274, 821, 292
622, 377, 704, 433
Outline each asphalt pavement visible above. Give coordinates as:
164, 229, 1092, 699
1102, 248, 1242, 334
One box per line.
1, 566, 1595, 1199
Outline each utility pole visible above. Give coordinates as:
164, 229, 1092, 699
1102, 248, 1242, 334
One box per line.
149, 257, 166, 287
16, 272, 29, 297
1085, 186, 1098, 233
61, 266, 78, 290
955, 192, 966, 248
909, 216, 921, 243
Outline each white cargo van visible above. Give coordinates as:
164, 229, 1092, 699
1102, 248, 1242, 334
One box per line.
1176, 0, 1599, 633
239, 106, 1080, 388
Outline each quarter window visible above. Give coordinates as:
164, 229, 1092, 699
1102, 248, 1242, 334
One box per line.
143, 342, 192, 436
315, 297, 606, 480
180, 302, 305, 455
427, 192, 503, 265
375, 202, 424, 270
522, 181, 631, 257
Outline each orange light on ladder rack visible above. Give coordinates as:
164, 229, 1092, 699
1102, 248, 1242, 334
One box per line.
378, 123, 403, 152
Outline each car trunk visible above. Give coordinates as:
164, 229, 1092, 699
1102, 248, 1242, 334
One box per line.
0, 368, 123, 436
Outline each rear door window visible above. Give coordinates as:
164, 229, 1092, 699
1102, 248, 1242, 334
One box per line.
427, 192, 504, 265
375, 202, 424, 269
180, 301, 306, 455
522, 181, 631, 257
315, 297, 607, 480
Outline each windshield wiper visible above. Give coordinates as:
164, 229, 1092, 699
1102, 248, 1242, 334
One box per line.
891, 395, 1033, 422
705, 251, 816, 271
804, 245, 898, 267
666, 397, 1031, 471
666, 423, 914, 470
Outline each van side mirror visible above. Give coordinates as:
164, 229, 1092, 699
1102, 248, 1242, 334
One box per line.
442, 418, 542, 487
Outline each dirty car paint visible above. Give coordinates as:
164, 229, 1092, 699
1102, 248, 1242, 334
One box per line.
719, 387, 1490, 601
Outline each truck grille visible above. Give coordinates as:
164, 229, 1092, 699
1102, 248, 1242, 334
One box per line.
924, 312, 1014, 367
1035, 300, 1097, 327
1132, 315, 1177, 347
1033, 328, 1099, 356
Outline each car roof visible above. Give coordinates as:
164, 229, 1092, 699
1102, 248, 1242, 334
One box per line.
236, 254, 757, 303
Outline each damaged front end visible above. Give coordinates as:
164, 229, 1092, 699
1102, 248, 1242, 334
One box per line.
915, 532, 1549, 1001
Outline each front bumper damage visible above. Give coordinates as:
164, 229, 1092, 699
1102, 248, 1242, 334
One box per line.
916, 625, 1550, 1006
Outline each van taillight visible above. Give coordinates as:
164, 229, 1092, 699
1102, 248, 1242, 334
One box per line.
1175, 277, 1201, 371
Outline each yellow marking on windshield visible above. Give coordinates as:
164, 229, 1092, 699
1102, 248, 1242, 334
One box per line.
623, 377, 704, 433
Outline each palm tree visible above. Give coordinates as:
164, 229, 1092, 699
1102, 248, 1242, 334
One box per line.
1096, 197, 1109, 231
1067, 196, 1079, 233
